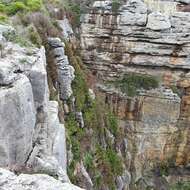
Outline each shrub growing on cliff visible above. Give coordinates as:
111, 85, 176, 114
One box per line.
26, 0, 42, 11
0, 15, 8, 23
112, 0, 120, 12
170, 182, 190, 190
27, 25, 42, 47
0, 0, 42, 16
84, 152, 94, 170
64, 1, 81, 28
115, 73, 159, 96
6, 2, 28, 15
107, 112, 118, 137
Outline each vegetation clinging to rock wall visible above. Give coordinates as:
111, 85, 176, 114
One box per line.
65, 42, 124, 190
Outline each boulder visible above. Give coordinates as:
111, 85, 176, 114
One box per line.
0, 168, 84, 190
120, 0, 147, 26
147, 12, 171, 31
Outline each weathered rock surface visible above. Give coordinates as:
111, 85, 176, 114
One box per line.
0, 74, 36, 166
0, 24, 77, 187
57, 17, 74, 39
147, 12, 171, 30
0, 168, 83, 190
81, 0, 190, 188
48, 38, 75, 100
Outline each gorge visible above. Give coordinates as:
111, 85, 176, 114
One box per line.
0, 0, 190, 190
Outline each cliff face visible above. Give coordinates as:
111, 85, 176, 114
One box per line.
1, 0, 190, 189
81, 0, 190, 189
0, 23, 82, 190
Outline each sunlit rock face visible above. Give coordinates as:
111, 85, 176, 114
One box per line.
0, 168, 84, 190
81, 0, 190, 188
0, 25, 69, 183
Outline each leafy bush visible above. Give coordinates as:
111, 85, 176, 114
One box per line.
84, 152, 94, 170
170, 182, 190, 190
65, 42, 89, 110
0, 3, 6, 13
115, 73, 159, 96
6, 2, 28, 15
0, 0, 42, 16
95, 146, 123, 189
170, 85, 181, 97
65, 113, 84, 161
0, 15, 8, 23
65, 2, 81, 28
107, 112, 118, 136
112, 0, 120, 12
27, 25, 42, 47
26, 0, 42, 11
106, 149, 123, 176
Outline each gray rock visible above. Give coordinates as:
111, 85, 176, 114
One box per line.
28, 47, 49, 109
0, 168, 84, 190
75, 162, 93, 189
0, 24, 15, 40
31, 156, 70, 183
48, 38, 75, 100
76, 112, 84, 128
93, 1, 112, 9
53, 124, 67, 171
88, 89, 95, 100
0, 75, 36, 166
57, 17, 74, 39
176, 0, 190, 4
147, 12, 171, 31
48, 101, 67, 172
120, 0, 147, 26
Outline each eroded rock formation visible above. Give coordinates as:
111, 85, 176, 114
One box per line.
0, 168, 82, 190
0, 24, 83, 189
81, 0, 190, 188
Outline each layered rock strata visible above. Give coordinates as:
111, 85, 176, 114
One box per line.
81, 0, 190, 188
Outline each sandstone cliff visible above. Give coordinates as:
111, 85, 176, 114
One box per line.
1, 0, 190, 190
81, 0, 190, 189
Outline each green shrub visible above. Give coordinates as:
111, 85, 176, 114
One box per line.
115, 73, 159, 96
6, 2, 28, 15
26, 0, 42, 11
65, 42, 89, 110
107, 112, 118, 136
170, 85, 181, 96
170, 182, 190, 190
112, 0, 120, 12
13, 35, 31, 47
65, 113, 84, 161
0, 15, 8, 23
0, 3, 6, 13
0, 0, 42, 16
95, 145, 123, 189
84, 152, 94, 170
94, 170, 102, 189
27, 25, 42, 47
65, 2, 81, 28
105, 149, 123, 176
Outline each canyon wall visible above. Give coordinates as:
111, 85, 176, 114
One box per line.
81, 0, 190, 189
